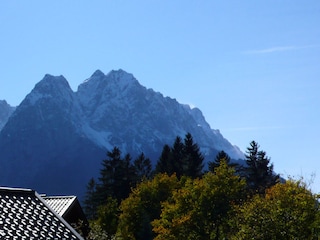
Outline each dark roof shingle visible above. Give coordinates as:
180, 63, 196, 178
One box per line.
0, 187, 84, 239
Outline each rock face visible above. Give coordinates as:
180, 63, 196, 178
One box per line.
0, 69, 243, 197
0, 100, 15, 130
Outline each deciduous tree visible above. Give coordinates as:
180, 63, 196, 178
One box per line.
117, 174, 181, 240
152, 160, 246, 240
230, 179, 320, 239
92, 197, 119, 239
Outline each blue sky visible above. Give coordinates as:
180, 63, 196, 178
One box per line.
1, 1, 320, 190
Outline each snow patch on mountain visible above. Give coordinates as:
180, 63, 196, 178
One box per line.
81, 122, 113, 150
3, 70, 244, 161
0, 69, 245, 196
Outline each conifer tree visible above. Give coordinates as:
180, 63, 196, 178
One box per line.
208, 150, 239, 172
97, 147, 121, 204
83, 178, 98, 220
115, 153, 136, 201
155, 144, 174, 175
97, 147, 136, 204
244, 141, 279, 194
155, 133, 204, 178
182, 132, 204, 178
171, 136, 185, 178
134, 152, 152, 182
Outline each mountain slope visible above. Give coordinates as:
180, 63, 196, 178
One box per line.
77, 69, 243, 160
0, 75, 105, 196
0, 100, 15, 130
0, 69, 243, 197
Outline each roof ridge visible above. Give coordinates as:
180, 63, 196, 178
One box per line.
0, 186, 34, 192
43, 195, 76, 199
0, 187, 34, 195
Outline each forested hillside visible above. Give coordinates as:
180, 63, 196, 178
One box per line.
79, 134, 319, 240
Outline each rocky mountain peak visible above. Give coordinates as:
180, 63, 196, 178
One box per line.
36, 74, 71, 93
90, 69, 105, 78
23, 74, 74, 106
0, 69, 244, 197
77, 69, 141, 112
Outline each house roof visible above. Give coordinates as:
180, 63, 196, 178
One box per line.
43, 194, 89, 238
0, 187, 84, 239
43, 195, 77, 217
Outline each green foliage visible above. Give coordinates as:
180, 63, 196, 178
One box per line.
87, 221, 113, 240
93, 197, 119, 238
83, 140, 320, 240
116, 173, 181, 240
84, 147, 153, 228
152, 160, 246, 240
230, 179, 320, 239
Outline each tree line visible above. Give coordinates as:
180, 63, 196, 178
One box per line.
82, 133, 319, 239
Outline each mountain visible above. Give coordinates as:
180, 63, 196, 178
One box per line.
0, 69, 243, 197
0, 100, 15, 130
